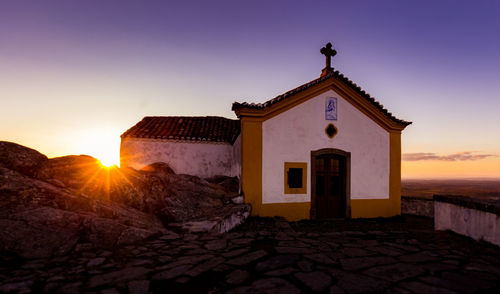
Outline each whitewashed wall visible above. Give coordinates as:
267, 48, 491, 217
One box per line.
231, 135, 242, 178
262, 89, 390, 204
435, 201, 500, 246
121, 138, 240, 178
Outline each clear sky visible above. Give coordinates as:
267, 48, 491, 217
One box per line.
1, 0, 499, 177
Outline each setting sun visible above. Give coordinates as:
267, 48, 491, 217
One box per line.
72, 127, 121, 167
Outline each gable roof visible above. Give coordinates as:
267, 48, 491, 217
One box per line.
121, 116, 240, 144
232, 70, 411, 128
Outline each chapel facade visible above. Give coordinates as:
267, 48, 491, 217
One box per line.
120, 43, 411, 220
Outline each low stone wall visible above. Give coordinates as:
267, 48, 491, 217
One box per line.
434, 194, 500, 247
401, 195, 434, 218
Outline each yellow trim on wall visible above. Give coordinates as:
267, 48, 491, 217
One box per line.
389, 130, 402, 215
284, 162, 307, 194
260, 202, 311, 221
351, 199, 394, 218
240, 117, 263, 216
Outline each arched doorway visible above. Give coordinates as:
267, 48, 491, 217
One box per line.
311, 148, 351, 219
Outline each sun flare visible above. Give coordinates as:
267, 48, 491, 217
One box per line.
73, 127, 121, 167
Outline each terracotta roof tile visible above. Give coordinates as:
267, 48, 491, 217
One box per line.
121, 116, 240, 144
232, 70, 411, 126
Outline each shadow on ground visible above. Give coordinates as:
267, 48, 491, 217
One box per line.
1, 215, 499, 293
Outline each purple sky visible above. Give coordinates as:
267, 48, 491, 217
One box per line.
1, 0, 499, 177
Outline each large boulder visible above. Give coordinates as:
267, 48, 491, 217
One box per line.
0, 141, 48, 176
35, 154, 103, 188
0, 166, 167, 259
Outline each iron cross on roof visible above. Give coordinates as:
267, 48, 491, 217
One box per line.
320, 42, 337, 77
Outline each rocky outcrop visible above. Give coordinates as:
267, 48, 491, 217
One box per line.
34, 152, 243, 223
0, 141, 250, 258
0, 141, 48, 177
0, 166, 167, 259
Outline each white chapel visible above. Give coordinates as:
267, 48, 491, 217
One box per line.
121, 42, 411, 220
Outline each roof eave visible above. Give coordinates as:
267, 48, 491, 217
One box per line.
232, 74, 412, 131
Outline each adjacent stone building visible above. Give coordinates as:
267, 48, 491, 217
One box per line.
121, 43, 411, 220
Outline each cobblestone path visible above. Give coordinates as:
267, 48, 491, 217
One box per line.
1, 216, 499, 293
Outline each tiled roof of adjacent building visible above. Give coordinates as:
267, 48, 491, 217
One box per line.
121, 116, 240, 144
232, 70, 412, 126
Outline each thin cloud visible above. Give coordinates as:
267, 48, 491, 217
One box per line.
403, 152, 497, 162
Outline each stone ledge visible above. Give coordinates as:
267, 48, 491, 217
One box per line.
401, 196, 434, 218
178, 204, 251, 234
433, 194, 500, 215
402, 195, 433, 201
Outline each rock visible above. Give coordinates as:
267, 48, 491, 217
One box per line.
205, 175, 239, 194
36, 155, 103, 189
255, 255, 300, 272
294, 271, 332, 292
304, 253, 337, 265
331, 270, 390, 294
183, 220, 218, 232
185, 256, 225, 277
340, 256, 397, 271
329, 285, 346, 294
140, 162, 175, 175
275, 247, 314, 254
127, 280, 150, 294
222, 248, 249, 258
204, 239, 227, 250
101, 288, 121, 294
0, 167, 166, 258
340, 247, 374, 257
0, 141, 250, 260
87, 258, 106, 267
0, 207, 83, 259
231, 195, 244, 204
159, 231, 180, 240
297, 260, 313, 272
0, 141, 48, 176
226, 250, 268, 265
182, 204, 251, 234
398, 251, 440, 263
275, 232, 294, 240
116, 227, 158, 246
88, 267, 151, 288
264, 266, 297, 276
363, 263, 426, 282
156, 255, 214, 271
226, 278, 301, 294
0, 280, 34, 293
152, 264, 192, 280
399, 281, 457, 294
226, 269, 250, 285
30, 145, 244, 228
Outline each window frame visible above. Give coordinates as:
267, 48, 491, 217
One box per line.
284, 162, 307, 194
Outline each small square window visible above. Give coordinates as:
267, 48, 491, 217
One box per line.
284, 162, 307, 194
288, 168, 303, 188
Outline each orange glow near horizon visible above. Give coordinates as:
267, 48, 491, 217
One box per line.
402, 157, 500, 179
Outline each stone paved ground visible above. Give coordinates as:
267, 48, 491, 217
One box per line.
1, 215, 499, 294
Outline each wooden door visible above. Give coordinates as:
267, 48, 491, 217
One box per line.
314, 154, 346, 219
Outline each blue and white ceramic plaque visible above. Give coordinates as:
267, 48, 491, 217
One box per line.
325, 97, 337, 120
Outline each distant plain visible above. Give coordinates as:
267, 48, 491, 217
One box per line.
402, 179, 500, 199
